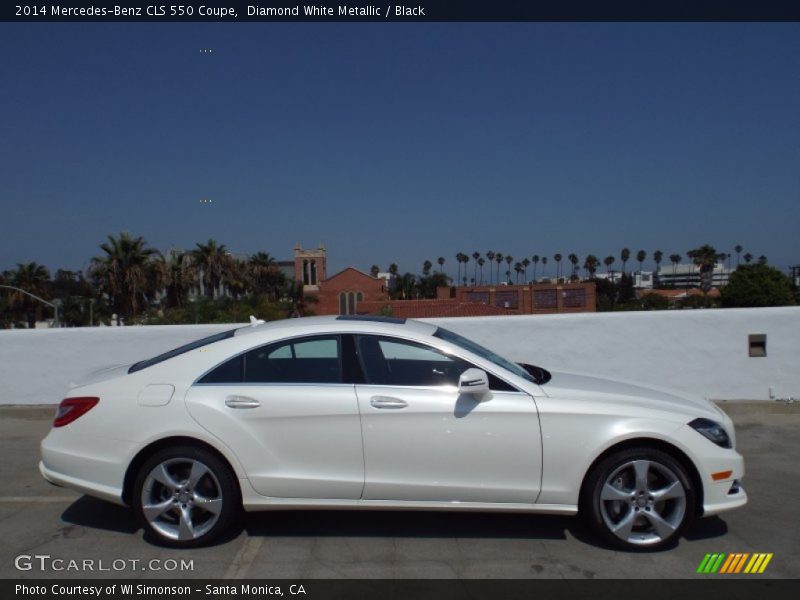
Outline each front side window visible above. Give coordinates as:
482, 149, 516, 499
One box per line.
433, 327, 536, 385
355, 335, 515, 391
357, 335, 467, 387
197, 335, 342, 384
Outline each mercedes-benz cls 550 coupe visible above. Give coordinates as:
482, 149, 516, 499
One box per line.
40, 315, 746, 548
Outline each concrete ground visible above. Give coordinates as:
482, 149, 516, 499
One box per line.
1, 402, 798, 579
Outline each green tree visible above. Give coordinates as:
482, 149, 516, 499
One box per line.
437, 257, 445, 274
422, 260, 433, 277
485, 251, 495, 283
583, 255, 599, 279
531, 255, 540, 282
620, 248, 631, 274
495, 253, 504, 284
553, 253, 562, 280
688, 244, 718, 299
636, 250, 647, 272
604, 256, 615, 273
7, 262, 51, 328
471, 252, 480, 284
721, 263, 796, 307
734, 244, 743, 267
567, 254, 578, 279
191, 239, 229, 299
90, 233, 157, 323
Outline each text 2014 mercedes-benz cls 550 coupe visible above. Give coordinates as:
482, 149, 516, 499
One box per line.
40, 315, 746, 548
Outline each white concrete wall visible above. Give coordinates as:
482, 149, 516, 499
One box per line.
0, 307, 797, 405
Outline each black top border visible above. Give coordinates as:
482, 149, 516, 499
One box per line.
4, 1, 800, 22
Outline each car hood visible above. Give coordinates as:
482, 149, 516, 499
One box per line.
542, 370, 722, 420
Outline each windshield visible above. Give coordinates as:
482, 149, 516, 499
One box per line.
433, 327, 537, 385
128, 327, 241, 374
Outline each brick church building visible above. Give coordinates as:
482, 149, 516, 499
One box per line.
291, 245, 596, 318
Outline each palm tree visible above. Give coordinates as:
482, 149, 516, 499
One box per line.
653, 250, 663, 272
388, 263, 399, 277
541, 256, 548, 278
667, 253, 680, 277
620, 248, 631, 274
437, 256, 445, 274
531, 255, 540, 282
90, 232, 157, 323
495, 253, 504, 285
485, 251, 495, 283
734, 244, 743, 267
522, 257, 530, 282
604, 256, 615, 274
159, 250, 197, 308
7, 262, 51, 328
191, 239, 229, 299
249, 252, 285, 300
455, 253, 467, 286
636, 250, 646, 273
688, 244, 718, 298
567, 254, 579, 279
478, 257, 486, 284
422, 260, 433, 276
743, 253, 753, 264
370, 264, 380, 277
583, 255, 599, 279
472, 252, 480, 284
463, 254, 470, 286
553, 253, 563, 280
504, 255, 513, 283
758, 255, 767, 264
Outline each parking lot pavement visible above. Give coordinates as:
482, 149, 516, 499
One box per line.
1, 402, 798, 579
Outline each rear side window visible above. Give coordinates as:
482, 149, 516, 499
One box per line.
129, 328, 240, 374
197, 335, 342, 384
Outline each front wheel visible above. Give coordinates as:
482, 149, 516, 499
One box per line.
133, 445, 241, 548
582, 448, 696, 550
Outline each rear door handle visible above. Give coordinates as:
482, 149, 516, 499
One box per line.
370, 396, 408, 409
225, 395, 260, 409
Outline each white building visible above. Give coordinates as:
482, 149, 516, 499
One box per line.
656, 263, 731, 288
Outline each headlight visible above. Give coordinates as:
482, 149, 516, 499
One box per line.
689, 418, 732, 448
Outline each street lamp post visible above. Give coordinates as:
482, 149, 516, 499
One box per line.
0, 285, 60, 328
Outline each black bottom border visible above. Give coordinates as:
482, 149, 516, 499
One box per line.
5, 579, 800, 600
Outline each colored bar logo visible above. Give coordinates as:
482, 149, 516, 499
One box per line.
697, 553, 773, 574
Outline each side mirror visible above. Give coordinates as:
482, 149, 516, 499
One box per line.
458, 368, 490, 396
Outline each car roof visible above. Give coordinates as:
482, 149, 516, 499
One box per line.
232, 315, 438, 341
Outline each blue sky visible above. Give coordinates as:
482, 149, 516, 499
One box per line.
1, 23, 798, 277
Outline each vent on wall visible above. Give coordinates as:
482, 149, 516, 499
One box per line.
749, 334, 767, 357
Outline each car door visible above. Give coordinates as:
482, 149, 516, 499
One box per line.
354, 335, 542, 504
185, 334, 364, 499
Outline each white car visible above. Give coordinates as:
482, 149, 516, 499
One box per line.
40, 316, 746, 549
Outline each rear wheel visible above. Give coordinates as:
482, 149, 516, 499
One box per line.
133, 445, 240, 548
582, 447, 695, 550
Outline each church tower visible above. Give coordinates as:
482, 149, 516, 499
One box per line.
294, 244, 327, 291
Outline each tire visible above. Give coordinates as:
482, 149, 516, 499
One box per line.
133, 445, 241, 548
581, 447, 696, 550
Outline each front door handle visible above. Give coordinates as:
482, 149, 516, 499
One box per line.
225, 395, 260, 409
370, 396, 408, 409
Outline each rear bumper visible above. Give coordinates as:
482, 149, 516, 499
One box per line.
40, 427, 132, 506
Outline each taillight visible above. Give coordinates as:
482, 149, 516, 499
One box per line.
54, 397, 99, 427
